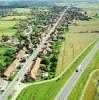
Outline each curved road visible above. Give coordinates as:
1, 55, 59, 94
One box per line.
55, 41, 99, 100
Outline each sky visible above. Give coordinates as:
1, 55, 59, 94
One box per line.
0, 0, 98, 2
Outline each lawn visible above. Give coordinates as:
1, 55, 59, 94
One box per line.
0, 20, 18, 36
68, 50, 99, 100
82, 70, 99, 100
16, 39, 98, 100
56, 33, 97, 76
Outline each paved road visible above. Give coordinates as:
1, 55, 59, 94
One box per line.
55, 41, 99, 100
0, 9, 67, 100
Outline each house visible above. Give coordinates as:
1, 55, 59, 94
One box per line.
3, 59, 19, 80
41, 72, 48, 79
39, 47, 52, 57
3, 48, 26, 80
42, 49, 48, 56
46, 47, 52, 53
27, 58, 42, 81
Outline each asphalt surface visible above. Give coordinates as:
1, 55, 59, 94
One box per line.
0, 9, 67, 100
55, 41, 99, 100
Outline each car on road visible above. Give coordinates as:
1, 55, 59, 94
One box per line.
76, 64, 82, 72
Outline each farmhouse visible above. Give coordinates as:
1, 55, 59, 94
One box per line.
3, 59, 19, 80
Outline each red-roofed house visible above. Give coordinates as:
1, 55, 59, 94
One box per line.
27, 58, 42, 81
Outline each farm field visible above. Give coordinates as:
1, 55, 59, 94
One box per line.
82, 70, 99, 100
0, 20, 18, 36
68, 51, 99, 100
55, 33, 97, 76
0, 15, 29, 36
16, 38, 98, 100
15, 8, 31, 14
75, 3, 99, 16
0, 16, 27, 21
69, 19, 99, 33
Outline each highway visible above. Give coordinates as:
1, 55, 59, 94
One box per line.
0, 9, 67, 100
55, 41, 99, 100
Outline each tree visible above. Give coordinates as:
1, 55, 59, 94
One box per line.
2, 35, 9, 42
50, 55, 57, 63
41, 58, 50, 65
3, 50, 14, 57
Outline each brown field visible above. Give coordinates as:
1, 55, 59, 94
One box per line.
69, 19, 99, 33
55, 33, 97, 76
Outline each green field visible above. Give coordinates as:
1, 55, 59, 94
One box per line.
0, 20, 18, 36
0, 16, 27, 21
16, 39, 98, 100
82, 70, 99, 100
75, 3, 99, 16
0, 15, 28, 36
68, 50, 99, 100
15, 8, 31, 14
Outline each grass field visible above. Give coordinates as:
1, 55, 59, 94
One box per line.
0, 20, 17, 36
0, 16, 27, 21
68, 50, 99, 100
16, 39, 98, 100
0, 15, 29, 36
76, 3, 99, 10
82, 70, 99, 100
69, 19, 99, 33
75, 3, 99, 16
15, 8, 31, 14
55, 33, 97, 76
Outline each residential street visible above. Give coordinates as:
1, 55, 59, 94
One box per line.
0, 9, 67, 100
55, 41, 99, 100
